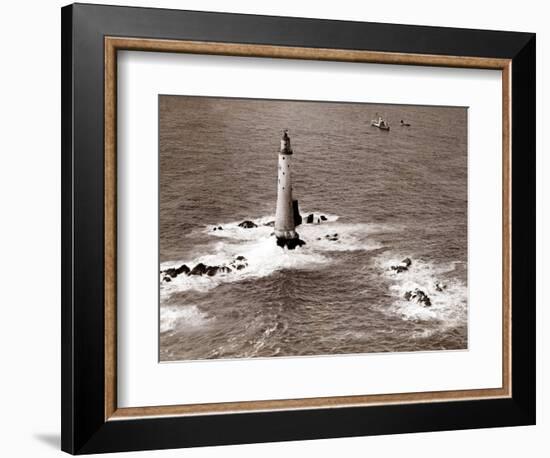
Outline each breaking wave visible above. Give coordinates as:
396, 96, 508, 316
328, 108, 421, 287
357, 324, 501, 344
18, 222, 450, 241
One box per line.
160, 212, 387, 298
160, 305, 212, 333
375, 253, 468, 331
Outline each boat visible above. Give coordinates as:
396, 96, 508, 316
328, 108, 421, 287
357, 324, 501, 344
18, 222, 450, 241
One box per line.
371, 115, 390, 131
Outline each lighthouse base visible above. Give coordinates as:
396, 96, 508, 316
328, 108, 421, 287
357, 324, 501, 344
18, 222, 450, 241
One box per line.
276, 236, 306, 250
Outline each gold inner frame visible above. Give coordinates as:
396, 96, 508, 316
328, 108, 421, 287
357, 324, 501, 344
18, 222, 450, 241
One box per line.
104, 37, 512, 421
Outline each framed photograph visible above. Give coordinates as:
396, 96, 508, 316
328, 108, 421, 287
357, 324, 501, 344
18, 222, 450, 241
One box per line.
61, 3, 536, 454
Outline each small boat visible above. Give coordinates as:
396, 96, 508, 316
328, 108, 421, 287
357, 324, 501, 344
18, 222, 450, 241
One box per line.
371, 115, 390, 131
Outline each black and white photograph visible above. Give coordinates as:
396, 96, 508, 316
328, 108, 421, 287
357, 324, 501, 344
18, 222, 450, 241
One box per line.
159, 95, 468, 361
0, 0, 541, 456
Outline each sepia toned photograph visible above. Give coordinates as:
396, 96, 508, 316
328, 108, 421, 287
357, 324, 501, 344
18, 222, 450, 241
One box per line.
159, 95, 468, 362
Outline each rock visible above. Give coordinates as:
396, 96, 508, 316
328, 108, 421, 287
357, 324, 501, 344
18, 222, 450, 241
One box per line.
276, 237, 306, 250
238, 220, 257, 228
205, 266, 219, 276
229, 255, 248, 271
305, 213, 314, 224
417, 291, 432, 307
189, 263, 208, 276
390, 265, 408, 273
263, 221, 275, 227
218, 226, 223, 230
177, 264, 190, 275
390, 257, 412, 273
163, 276, 171, 283
404, 288, 431, 307
325, 233, 339, 241
435, 281, 446, 292
164, 264, 189, 278
288, 238, 306, 249
184, 256, 249, 278
213, 227, 217, 231
320, 215, 327, 221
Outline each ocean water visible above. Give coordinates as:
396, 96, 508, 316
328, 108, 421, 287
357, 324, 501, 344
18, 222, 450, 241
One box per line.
159, 95, 468, 361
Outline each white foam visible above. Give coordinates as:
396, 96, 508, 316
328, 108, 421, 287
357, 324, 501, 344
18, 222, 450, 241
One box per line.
205, 212, 340, 240
160, 305, 211, 333
206, 211, 387, 253
161, 212, 385, 296
161, 236, 330, 296
376, 254, 467, 326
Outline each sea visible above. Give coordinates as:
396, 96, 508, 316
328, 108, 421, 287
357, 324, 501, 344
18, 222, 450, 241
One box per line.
159, 95, 468, 362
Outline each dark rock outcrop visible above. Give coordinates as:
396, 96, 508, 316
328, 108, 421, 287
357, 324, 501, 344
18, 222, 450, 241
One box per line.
435, 281, 447, 292
263, 221, 275, 227
276, 237, 306, 250
325, 233, 339, 241
161, 256, 247, 281
391, 265, 408, 273
305, 213, 328, 224
390, 257, 412, 273
186, 256, 248, 277
163, 263, 190, 278
238, 220, 257, 228
403, 288, 432, 307
189, 263, 208, 276
205, 266, 219, 276
230, 256, 248, 270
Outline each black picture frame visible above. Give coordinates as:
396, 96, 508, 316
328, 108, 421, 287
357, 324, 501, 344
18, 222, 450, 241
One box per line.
61, 3, 535, 454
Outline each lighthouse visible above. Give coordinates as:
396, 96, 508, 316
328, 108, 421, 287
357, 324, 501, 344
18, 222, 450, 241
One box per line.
274, 130, 305, 249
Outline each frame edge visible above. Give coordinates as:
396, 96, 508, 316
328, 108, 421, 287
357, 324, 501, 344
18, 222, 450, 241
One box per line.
61, 3, 75, 454
63, 4, 537, 453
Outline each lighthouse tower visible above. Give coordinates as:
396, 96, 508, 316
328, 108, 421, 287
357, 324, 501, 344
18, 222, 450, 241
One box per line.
274, 130, 305, 249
